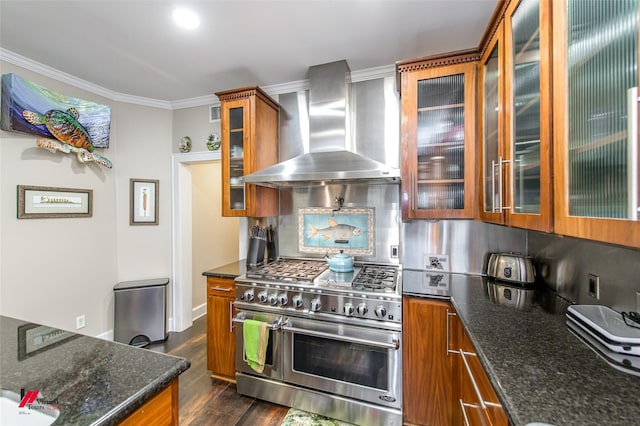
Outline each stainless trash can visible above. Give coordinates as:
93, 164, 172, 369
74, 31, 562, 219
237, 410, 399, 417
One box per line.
114, 278, 169, 347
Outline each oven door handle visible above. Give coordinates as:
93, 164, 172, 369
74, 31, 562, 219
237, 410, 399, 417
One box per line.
232, 316, 286, 330
282, 325, 400, 350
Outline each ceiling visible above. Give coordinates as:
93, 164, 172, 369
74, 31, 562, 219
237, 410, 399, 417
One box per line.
0, 0, 498, 104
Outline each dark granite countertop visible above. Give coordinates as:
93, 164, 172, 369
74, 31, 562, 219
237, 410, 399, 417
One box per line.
0, 315, 190, 425
402, 269, 640, 426
202, 259, 247, 279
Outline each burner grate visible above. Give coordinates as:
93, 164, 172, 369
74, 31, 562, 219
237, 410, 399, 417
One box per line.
352, 265, 398, 292
246, 259, 328, 283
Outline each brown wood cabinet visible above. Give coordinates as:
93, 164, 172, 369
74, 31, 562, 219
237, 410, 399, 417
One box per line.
403, 297, 508, 426
403, 297, 454, 425
450, 309, 508, 426
478, 0, 553, 233
398, 53, 478, 220
206, 276, 236, 382
216, 86, 279, 217
551, 0, 640, 248
117, 378, 179, 426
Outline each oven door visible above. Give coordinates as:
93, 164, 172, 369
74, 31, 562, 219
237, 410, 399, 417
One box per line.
233, 309, 283, 381
282, 317, 402, 409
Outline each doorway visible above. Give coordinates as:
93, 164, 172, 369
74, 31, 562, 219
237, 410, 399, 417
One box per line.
171, 151, 240, 332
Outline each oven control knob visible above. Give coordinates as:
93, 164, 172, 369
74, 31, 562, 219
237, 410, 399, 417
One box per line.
257, 291, 268, 303
278, 294, 288, 306
356, 303, 368, 316
310, 298, 322, 312
374, 305, 387, 319
344, 302, 355, 316
243, 289, 254, 301
292, 295, 303, 308
268, 294, 278, 306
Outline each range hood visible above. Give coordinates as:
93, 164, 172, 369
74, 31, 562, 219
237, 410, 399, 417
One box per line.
243, 60, 401, 187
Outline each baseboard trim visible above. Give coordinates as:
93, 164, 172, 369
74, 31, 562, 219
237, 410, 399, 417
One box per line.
192, 303, 206, 321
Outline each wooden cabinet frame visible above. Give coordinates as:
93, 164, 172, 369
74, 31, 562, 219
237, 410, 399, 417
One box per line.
551, 0, 640, 248
398, 54, 478, 220
217, 86, 279, 218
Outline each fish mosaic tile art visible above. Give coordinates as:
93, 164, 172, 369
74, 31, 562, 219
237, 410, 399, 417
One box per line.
298, 207, 374, 256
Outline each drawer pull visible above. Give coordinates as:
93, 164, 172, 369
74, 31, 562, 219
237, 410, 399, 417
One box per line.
210, 286, 232, 292
459, 349, 501, 410
446, 309, 459, 356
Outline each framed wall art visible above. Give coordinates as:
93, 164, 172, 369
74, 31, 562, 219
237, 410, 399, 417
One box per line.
130, 179, 159, 225
17, 185, 92, 219
298, 207, 375, 256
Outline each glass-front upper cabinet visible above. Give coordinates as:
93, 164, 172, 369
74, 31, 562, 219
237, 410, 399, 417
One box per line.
399, 59, 477, 220
479, 22, 505, 224
505, 0, 553, 231
553, 0, 640, 247
226, 101, 248, 213
216, 87, 279, 218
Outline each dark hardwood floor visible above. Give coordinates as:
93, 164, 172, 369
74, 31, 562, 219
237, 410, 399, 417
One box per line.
148, 316, 289, 425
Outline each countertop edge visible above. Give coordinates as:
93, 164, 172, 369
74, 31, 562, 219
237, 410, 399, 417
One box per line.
94, 357, 190, 425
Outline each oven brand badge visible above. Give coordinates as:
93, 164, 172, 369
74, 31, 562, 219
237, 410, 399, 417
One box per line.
379, 395, 397, 403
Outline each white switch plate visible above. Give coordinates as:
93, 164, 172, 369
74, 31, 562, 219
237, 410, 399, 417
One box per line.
423, 254, 450, 272
76, 315, 86, 330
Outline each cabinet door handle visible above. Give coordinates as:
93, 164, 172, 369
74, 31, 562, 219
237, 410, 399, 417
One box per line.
491, 159, 498, 213
446, 309, 458, 356
210, 286, 232, 292
498, 156, 511, 211
627, 87, 638, 220
459, 349, 501, 410
411, 171, 416, 211
229, 301, 234, 334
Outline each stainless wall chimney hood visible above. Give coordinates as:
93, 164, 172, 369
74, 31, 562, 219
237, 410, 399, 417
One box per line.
243, 60, 401, 187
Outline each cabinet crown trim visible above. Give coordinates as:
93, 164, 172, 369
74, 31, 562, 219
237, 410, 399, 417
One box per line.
215, 86, 280, 110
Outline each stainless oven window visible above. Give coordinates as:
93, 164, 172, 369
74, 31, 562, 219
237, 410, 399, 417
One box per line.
292, 334, 389, 390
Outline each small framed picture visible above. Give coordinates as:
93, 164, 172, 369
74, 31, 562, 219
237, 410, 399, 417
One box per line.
130, 179, 159, 225
17, 185, 92, 219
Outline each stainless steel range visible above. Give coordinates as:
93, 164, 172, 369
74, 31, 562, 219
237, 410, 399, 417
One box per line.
233, 257, 403, 426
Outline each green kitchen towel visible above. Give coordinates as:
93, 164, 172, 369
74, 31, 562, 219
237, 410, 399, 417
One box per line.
243, 318, 269, 373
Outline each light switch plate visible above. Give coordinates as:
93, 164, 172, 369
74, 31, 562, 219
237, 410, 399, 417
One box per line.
424, 254, 450, 273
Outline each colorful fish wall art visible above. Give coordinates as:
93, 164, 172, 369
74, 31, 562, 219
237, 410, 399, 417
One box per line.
299, 208, 375, 256
1, 73, 113, 168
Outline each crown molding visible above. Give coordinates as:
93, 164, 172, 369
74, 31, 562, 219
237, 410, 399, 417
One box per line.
2, 48, 395, 110
1, 48, 173, 109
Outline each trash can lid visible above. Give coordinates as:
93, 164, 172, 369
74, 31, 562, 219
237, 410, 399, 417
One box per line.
114, 278, 170, 291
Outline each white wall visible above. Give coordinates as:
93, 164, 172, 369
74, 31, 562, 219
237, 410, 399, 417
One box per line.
191, 161, 239, 313
0, 61, 173, 336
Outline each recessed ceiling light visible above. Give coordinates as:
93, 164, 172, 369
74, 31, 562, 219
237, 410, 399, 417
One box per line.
173, 8, 200, 29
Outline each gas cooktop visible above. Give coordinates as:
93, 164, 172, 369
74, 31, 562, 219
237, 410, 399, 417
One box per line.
243, 258, 400, 294
236, 258, 402, 325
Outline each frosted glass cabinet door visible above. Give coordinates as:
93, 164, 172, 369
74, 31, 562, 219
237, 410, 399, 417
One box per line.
400, 61, 477, 220
553, 0, 640, 247
221, 99, 250, 215
479, 22, 505, 225
504, 0, 553, 232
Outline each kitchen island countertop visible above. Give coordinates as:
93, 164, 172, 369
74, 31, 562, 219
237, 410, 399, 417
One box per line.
0, 315, 190, 425
402, 269, 640, 426
202, 259, 247, 279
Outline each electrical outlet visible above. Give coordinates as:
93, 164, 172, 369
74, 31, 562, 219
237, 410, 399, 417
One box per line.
390, 245, 399, 259
76, 315, 86, 330
588, 274, 600, 300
